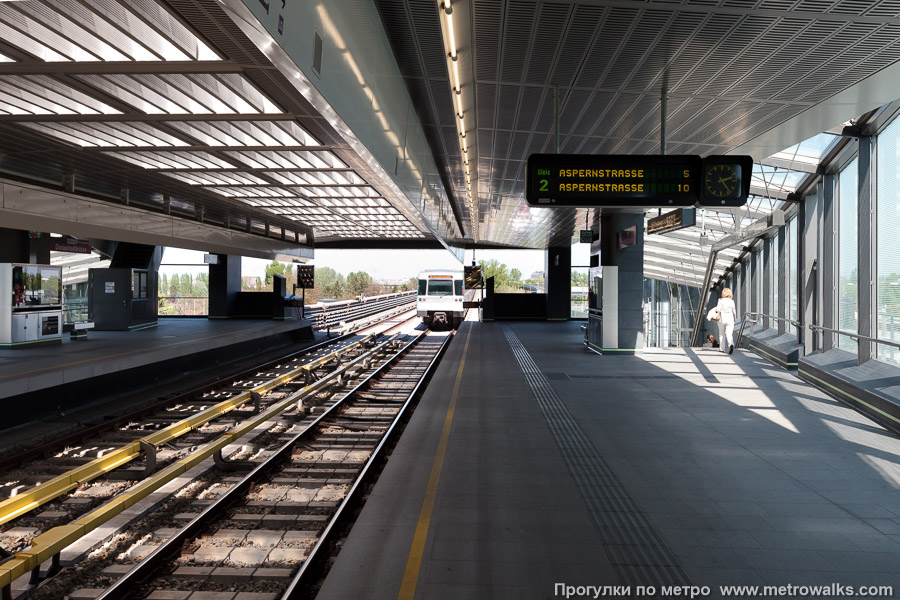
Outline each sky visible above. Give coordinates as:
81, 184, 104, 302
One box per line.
160, 246, 585, 282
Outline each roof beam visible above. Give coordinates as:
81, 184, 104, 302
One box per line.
0, 114, 299, 123
0, 61, 252, 75
95, 145, 333, 152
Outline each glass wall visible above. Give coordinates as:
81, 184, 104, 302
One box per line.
158, 248, 209, 316
877, 118, 900, 364
571, 242, 590, 318
838, 158, 858, 351
644, 278, 700, 347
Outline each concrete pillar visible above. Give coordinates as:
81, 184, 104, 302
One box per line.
598, 213, 644, 354
209, 254, 242, 318
545, 245, 571, 320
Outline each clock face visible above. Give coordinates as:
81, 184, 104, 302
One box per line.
704, 164, 740, 199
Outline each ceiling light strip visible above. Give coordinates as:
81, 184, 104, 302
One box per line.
439, 0, 476, 243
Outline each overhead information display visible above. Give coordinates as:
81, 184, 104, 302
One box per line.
526, 154, 752, 208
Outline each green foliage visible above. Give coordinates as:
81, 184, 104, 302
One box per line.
265, 260, 287, 285
479, 259, 511, 290
510, 268, 522, 283
347, 271, 373, 296
571, 270, 588, 286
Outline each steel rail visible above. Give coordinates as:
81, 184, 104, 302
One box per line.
0, 333, 380, 528
95, 331, 430, 600
282, 333, 452, 598
0, 333, 401, 594
0, 330, 358, 474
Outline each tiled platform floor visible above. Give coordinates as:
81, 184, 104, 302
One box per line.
318, 321, 900, 599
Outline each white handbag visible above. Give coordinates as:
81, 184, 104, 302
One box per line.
707, 307, 721, 322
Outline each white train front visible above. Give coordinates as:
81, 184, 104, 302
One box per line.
416, 270, 465, 329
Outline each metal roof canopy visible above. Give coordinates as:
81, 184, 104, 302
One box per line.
0, 0, 448, 259
0, 0, 898, 283
376, 0, 900, 286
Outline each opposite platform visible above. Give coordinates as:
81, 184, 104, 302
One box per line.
318, 321, 900, 599
0, 317, 313, 429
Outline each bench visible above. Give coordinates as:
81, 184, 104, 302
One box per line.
70, 322, 94, 341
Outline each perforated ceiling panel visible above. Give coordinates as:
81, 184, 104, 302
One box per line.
377, 0, 900, 262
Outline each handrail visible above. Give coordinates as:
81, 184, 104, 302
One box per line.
733, 312, 800, 349
808, 324, 900, 351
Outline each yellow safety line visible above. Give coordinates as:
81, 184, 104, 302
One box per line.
398, 326, 472, 600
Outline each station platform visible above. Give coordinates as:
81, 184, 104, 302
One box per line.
319, 321, 900, 599
0, 317, 314, 430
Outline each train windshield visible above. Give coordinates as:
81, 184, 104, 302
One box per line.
418, 279, 427, 295
455, 280, 463, 296
427, 280, 453, 296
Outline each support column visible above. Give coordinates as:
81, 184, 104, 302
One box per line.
545, 245, 571, 320
762, 238, 772, 330
858, 135, 877, 363
209, 254, 242, 318
597, 213, 644, 354
822, 175, 836, 351
802, 189, 820, 354
777, 226, 787, 335
750, 249, 759, 315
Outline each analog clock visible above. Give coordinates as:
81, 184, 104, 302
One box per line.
704, 163, 740, 199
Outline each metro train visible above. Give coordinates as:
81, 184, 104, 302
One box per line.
416, 269, 465, 329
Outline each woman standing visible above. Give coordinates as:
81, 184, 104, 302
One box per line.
716, 288, 737, 354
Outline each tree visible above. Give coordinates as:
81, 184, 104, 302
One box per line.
265, 260, 287, 285
510, 268, 522, 283
347, 271, 373, 297
479, 259, 510, 290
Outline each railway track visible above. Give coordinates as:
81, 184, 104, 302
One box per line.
0, 311, 416, 598
0, 316, 448, 600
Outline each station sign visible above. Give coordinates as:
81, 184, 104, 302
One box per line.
525, 154, 752, 208
647, 208, 696, 235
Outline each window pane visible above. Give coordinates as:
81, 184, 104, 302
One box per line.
838, 158, 858, 352
427, 280, 453, 296
454, 280, 463, 296
877, 118, 900, 364
418, 279, 427, 295
571, 267, 588, 318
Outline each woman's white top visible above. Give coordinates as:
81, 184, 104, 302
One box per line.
716, 297, 736, 325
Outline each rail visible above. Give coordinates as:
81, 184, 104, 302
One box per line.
0, 333, 398, 595
0, 334, 380, 529
306, 291, 415, 332
734, 312, 800, 349
808, 324, 900, 366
